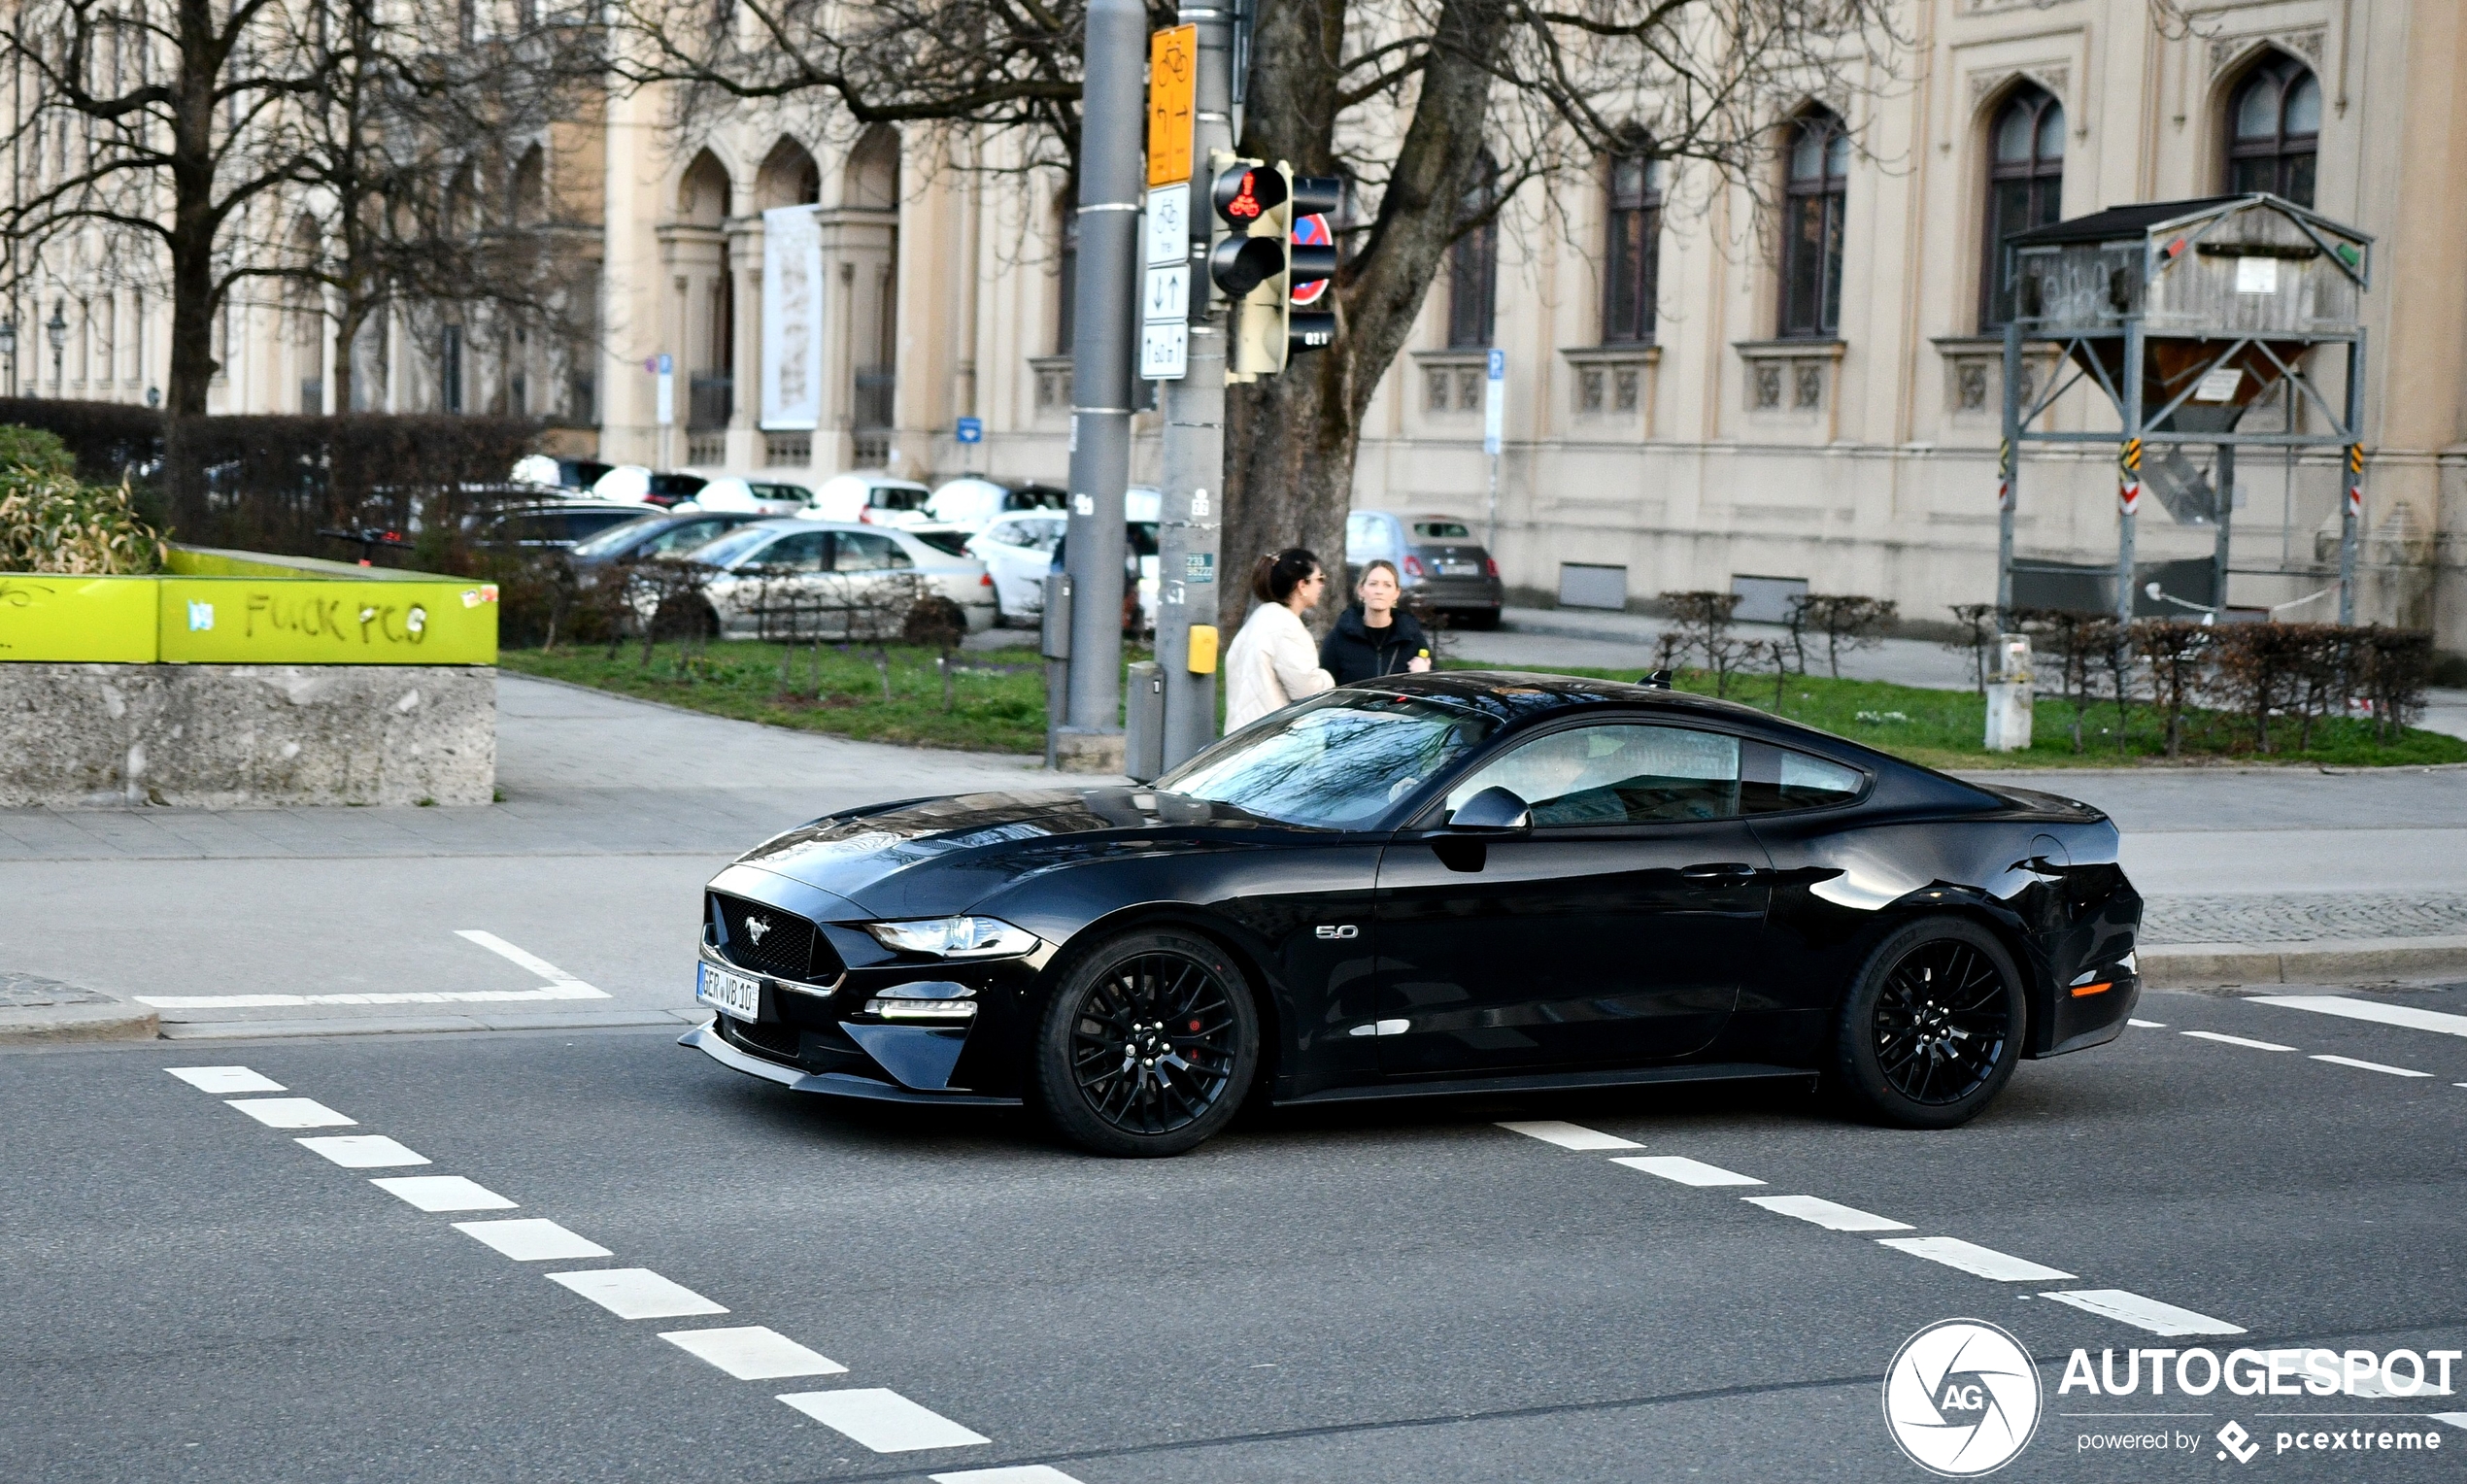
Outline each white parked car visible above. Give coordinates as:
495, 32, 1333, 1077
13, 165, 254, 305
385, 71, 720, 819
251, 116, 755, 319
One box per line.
796, 472, 933, 526
676, 473, 820, 517
925, 476, 1067, 531
968, 510, 1161, 628
659, 520, 997, 640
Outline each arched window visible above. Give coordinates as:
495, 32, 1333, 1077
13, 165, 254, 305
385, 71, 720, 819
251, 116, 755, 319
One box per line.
1780, 109, 1848, 338
1448, 152, 1499, 349
677, 150, 730, 227
846, 125, 900, 211
1603, 140, 1662, 345
1979, 85, 2063, 330
2226, 54, 2319, 205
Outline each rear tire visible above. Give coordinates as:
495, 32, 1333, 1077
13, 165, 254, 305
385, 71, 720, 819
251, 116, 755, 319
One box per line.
1827, 918, 2025, 1130
1031, 929, 1260, 1157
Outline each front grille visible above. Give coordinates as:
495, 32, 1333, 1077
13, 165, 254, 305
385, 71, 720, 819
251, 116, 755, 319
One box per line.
711, 894, 843, 982
722, 1013, 803, 1061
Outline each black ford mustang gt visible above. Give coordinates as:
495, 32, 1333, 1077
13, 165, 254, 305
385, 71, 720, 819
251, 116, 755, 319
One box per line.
683, 672, 2141, 1156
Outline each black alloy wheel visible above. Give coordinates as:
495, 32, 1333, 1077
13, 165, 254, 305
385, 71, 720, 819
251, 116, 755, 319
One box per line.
1032, 929, 1260, 1157
1829, 918, 2025, 1130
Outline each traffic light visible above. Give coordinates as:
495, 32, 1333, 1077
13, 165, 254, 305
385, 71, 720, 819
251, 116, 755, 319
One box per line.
1207, 156, 1341, 381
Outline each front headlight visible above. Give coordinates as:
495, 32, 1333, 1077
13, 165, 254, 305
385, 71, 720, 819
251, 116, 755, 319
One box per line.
865, 916, 1037, 958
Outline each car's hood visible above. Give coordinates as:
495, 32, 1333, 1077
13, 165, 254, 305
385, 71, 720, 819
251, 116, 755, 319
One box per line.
727, 788, 1272, 918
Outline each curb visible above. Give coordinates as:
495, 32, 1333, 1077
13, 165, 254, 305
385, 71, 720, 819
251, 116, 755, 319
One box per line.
0, 1002, 161, 1044
2143, 934, 2467, 988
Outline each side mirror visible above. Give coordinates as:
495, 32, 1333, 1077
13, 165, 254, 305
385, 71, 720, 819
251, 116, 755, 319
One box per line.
1447, 786, 1531, 832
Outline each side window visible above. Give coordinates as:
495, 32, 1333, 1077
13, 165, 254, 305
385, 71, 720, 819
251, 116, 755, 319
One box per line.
1741, 743, 1866, 813
833, 531, 912, 571
1029, 522, 1065, 555
987, 520, 1025, 547
643, 519, 725, 556
757, 531, 832, 572
1446, 724, 1740, 825
1346, 512, 1377, 560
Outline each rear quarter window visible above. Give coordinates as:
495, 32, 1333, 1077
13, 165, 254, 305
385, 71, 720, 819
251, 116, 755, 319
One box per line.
1741, 743, 1868, 813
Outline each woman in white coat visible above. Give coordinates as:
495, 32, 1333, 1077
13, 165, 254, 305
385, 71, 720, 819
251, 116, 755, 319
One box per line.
1222, 548, 1335, 731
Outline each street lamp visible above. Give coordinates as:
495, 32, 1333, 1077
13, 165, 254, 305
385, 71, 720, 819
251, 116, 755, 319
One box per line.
47, 302, 68, 387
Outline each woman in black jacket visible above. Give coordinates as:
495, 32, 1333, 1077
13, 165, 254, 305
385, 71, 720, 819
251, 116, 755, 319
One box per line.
1320, 559, 1435, 684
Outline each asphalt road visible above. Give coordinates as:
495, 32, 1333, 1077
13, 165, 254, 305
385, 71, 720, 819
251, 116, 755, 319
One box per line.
7, 983, 2466, 1482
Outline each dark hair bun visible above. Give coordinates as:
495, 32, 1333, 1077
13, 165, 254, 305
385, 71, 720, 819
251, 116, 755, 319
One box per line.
1251, 547, 1322, 603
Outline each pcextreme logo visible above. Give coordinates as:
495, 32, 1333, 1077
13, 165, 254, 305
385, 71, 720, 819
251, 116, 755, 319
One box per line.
1884, 1319, 2044, 1476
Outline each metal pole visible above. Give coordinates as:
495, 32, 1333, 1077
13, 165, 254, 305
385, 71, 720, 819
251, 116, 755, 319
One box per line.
2338, 329, 2366, 625
2116, 319, 2141, 629
1997, 319, 2020, 621
2212, 441, 2234, 618
1156, 3, 1233, 772
1485, 454, 1500, 554
1058, 0, 1145, 771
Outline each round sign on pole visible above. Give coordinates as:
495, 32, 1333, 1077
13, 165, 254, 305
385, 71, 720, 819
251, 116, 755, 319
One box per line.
1291, 214, 1332, 307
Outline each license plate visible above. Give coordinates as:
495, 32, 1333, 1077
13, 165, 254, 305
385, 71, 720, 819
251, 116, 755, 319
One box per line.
1437, 560, 1479, 577
696, 961, 762, 1023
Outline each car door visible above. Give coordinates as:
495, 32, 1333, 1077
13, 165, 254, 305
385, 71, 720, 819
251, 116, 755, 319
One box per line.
828, 528, 917, 639
977, 521, 1038, 617
728, 529, 832, 638
1372, 720, 1771, 1076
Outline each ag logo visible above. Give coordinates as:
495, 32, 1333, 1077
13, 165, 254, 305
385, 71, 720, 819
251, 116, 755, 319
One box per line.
1882, 1319, 2042, 1476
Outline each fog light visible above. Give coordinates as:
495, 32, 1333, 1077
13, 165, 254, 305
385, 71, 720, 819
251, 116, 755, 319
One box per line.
865, 997, 978, 1022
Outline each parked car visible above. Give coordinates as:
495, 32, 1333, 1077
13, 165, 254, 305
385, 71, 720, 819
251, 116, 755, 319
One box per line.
925, 476, 1067, 530
798, 472, 933, 526
1344, 510, 1504, 628
564, 510, 773, 571
593, 465, 710, 508
972, 512, 1161, 629
469, 500, 661, 553
679, 671, 2141, 1156
659, 520, 997, 639
512, 454, 616, 491
903, 523, 979, 559
676, 473, 822, 517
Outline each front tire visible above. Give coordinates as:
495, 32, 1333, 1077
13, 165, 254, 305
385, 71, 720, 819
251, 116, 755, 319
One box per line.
1031, 929, 1259, 1157
1828, 918, 2025, 1130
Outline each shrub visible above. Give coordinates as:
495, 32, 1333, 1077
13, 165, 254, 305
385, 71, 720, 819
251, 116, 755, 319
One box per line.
0, 427, 167, 574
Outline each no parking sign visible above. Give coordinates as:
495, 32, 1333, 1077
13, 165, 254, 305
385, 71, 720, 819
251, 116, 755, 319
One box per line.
1292, 214, 1333, 307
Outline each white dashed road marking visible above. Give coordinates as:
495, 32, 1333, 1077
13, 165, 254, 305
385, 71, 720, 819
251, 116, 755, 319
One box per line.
2041, 1289, 2247, 1337
168, 1066, 285, 1094
548, 1267, 728, 1320
2431, 1413, 2467, 1432
2310, 1054, 2432, 1078
2127, 1019, 2166, 1029
139, 987, 612, 1008
1494, 1120, 1640, 1150
777, 1388, 991, 1452
1743, 1195, 1912, 1232
453, 1218, 612, 1262
2248, 995, 2467, 1040
224, 1097, 355, 1129
659, 1326, 846, 1380
296, 1135, 429, 1168
2180, 1030, 2295, 1052
1610, 1155, 1764, 1187
931, 1468, 1090, 1484
370, 1175, 518, 1212
1876, 1236, 2076, 1282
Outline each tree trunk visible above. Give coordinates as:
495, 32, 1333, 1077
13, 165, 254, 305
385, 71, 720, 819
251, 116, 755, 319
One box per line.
164, 0, 224, 419
1221, 0, 1509, 632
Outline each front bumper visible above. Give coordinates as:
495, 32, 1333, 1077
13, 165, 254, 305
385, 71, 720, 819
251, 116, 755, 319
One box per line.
680, 1022, 1022, 1106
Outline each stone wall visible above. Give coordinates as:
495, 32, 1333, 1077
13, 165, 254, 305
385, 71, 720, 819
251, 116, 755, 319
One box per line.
0, 664, 495, 807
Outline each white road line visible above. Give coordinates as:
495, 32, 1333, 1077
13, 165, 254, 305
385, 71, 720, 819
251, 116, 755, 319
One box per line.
136, 986, 609, 1008
2180, 1030, 2295, 1052
2431, 1412, 2467, 1432
453, 1218, 611, 1262
225, 1097, 355, 1129
2310, 1054, 2432, 1078
548, 1267, 727, 1320
456, 929, 596, 988
296, 1135, 429, 1168
1610, 1155, 1764, 1187
1495, 1120, 1641, 1151
931, 1469, 1089, 1484
2248, 994, 2467, 1040
2042, 1289, 2247, 1337
1742, 1195, 1912, 1232
659, 1326, 846, 1380
369, 1175, 517, 1212
168, 1066, 284, 1094
777, 1389, 990, 1452
1876, 1236, 2076, 1282
2127, 1019, 2167, 1029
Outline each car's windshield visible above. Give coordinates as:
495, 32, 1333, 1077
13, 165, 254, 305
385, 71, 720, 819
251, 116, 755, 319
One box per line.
1156, 691, 1496, 829
1413, 520, 1472, 539
910, 528, 973, 556
681, 525, 780, 567
569, 514, 663, 557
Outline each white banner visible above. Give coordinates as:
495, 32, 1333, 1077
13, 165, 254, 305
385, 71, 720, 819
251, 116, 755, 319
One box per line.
760, 205, 825, 431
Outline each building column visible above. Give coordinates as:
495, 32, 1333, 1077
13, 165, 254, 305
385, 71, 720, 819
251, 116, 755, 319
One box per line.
727, 222, 763, 468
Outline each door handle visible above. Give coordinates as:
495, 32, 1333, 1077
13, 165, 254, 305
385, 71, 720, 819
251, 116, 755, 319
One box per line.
1679, 861, 1757, 882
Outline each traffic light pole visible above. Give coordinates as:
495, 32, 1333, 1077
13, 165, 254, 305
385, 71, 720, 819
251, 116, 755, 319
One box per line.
1154, 2, 1234, 773
1056, 0, 1145, 773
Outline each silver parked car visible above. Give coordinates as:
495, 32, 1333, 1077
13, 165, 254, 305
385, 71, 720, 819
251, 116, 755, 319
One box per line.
659, 520, 998, 639
1344, 510, 1504, 628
